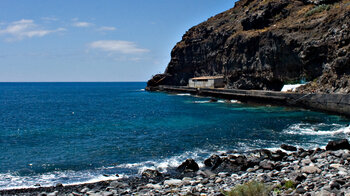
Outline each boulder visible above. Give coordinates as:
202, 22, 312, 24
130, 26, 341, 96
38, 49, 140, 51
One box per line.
204, 154, 223, 170
281, 144, 297, 151
141, 169, 163, 179
215, 155, 249, 172
271, 150, 287, 161
177, 159, 199, 173
326, 139, 350, 151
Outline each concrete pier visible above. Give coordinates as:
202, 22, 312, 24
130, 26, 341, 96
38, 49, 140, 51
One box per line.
148, 85, 350, 118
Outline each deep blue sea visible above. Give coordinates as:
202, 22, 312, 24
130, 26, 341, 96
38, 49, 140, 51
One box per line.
0, 82, 349, 189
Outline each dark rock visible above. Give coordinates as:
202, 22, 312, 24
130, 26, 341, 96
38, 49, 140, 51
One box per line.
271, 150, 287, 161
141, 169, 163, 179
247, 157, 261, 168
177, 159, 199, 173
291, 173, 306, 182
215, 155, 249, 172
335, 179, 346, 185
209, 98, 218, 102
330, 181, 341, 190
204, 154, 223, 170
55, 183, 63, 188
299, 152, 309, 158
241, 0, 288, 31
281, 144, 297, 151
326, 139, 350, 151
147, 0, 350, 95
256, 149, 272, 160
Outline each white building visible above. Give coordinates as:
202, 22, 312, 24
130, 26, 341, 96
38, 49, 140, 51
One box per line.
188, 76, 224, 88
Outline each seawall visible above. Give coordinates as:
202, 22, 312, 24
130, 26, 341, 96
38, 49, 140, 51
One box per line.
147, 86, 350, 118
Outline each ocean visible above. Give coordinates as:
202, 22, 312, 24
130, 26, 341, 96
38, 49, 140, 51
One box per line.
0, 82, 349, 190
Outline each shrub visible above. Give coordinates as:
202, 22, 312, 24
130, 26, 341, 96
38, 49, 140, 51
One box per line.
305, 4, 331, 16
225, 181, 270, 196
283, 180, 296, 189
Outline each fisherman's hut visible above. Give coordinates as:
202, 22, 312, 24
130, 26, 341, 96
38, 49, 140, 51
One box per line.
188, 76, 224, 88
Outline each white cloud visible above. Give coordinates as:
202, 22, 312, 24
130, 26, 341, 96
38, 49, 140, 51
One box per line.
89, 40, 149, 54
73, 22, 93, 27
97, 26, 116, 31
0, 19, 65, 41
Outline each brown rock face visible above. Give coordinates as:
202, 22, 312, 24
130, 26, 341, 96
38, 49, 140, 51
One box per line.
147, 0, 350, 93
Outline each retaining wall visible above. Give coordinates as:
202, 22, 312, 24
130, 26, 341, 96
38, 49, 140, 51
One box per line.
149, 86, 350, 118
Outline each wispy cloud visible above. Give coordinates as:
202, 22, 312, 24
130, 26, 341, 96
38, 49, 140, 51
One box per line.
73, 22, 93, 27
97, 26, 116, 31
0, 19, 66, 41
89, 40, 149, 54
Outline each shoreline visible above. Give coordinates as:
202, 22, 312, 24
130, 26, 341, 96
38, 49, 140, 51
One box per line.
146, 85, 350, 119
2, 139, 350, 195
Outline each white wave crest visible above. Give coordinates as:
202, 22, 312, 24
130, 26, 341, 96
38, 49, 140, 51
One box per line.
194, 100, 210, 104
283, 123, 350, 136
116, 149, 210, 175
176, 93, 191, 96
0, 170, 122, 190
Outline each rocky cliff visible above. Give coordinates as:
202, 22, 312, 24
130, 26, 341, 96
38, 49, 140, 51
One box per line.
147, 0, 350, 93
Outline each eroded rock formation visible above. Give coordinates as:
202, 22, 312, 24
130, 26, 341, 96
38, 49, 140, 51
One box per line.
147, 0, 350, 93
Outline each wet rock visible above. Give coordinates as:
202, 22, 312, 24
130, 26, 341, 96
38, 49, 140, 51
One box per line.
256, 149, 272, 160
281, 144, 297, 151
55, 183, 63, 187
271, 150, 287, 161
204, 155, 223, 170
216, 155, 249, 172
177, 159, 199, 173
326, 139, 350, 151
209, 98, 218, 103
141, 169, 163, 179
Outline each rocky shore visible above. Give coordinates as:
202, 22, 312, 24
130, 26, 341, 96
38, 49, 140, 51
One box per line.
2, 139, 350, 196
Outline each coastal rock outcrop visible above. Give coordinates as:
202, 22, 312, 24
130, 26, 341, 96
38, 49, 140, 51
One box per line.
177, 159, 199, 173
147, 0, 350, 94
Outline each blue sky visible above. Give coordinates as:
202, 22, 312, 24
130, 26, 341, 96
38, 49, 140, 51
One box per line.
0, 0, 234, 82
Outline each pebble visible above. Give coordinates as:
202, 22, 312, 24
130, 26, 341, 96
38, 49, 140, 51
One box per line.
4, 141, 350, 196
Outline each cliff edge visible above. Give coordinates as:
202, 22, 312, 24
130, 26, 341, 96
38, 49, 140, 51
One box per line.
147, 0, 350, 94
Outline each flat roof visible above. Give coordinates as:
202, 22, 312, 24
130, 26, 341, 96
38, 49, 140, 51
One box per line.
190, 76, 224, 80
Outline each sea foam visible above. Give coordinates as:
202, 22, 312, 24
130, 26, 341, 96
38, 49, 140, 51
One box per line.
283, 123, 350, 136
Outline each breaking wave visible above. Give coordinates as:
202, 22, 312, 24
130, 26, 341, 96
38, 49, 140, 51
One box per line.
283, 123, 350, 136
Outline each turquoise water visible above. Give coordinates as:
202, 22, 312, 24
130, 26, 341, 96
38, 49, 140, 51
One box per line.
0, 82, 348, 189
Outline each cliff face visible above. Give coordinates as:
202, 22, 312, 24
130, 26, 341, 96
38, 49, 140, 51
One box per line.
147, 0, 350, 93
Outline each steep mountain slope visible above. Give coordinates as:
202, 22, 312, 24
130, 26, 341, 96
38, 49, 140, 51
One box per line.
147, 0, 350, 93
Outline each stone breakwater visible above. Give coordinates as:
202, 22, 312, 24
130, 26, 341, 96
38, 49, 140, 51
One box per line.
147, 85, 350, 118
3, 139, 350, 196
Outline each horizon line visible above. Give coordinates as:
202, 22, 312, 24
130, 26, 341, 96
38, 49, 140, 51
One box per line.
0, 81, 147, 83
